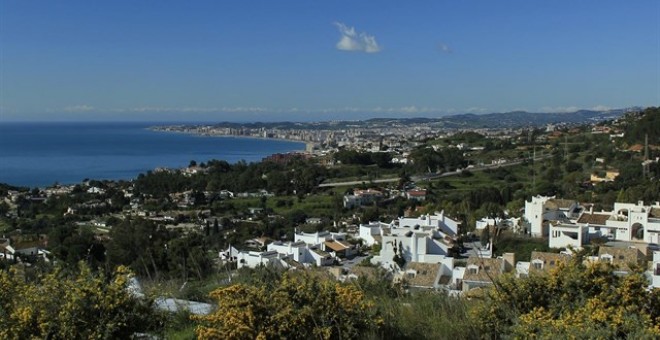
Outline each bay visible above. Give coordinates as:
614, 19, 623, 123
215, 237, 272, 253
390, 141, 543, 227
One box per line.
0, 122, 305, 187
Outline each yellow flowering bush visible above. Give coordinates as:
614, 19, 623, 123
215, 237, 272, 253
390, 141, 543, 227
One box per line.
0, 263, 154, 340
473, 255, 660, 339
195, 271, 381, 340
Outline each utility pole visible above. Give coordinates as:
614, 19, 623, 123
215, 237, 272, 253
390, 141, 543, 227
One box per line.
642, 134, 650, 177
532, 145, 536, 192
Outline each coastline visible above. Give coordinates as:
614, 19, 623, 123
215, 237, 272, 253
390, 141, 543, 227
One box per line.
148, 126, 311, 151
0, 123, 311, 188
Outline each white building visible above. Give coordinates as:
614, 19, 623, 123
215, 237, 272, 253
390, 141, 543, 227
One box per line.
236, 239, 335, 269
475, 217, 498, 233
368, 212, 461, 266
267, 240, 334, 267
607, 201, 660, 244
358, 221, 390, 246
236, 250, 289, 269
396, 212, 459, 237
524, 196, 579, 237
343, 189, 384, 209
547, 201, 660, 249
549, 223, 589, 249
293, 230, 348, 245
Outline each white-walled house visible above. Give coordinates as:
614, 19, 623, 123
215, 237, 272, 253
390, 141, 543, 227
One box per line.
396, 212, 459, 237
267, 240, 334, 267
358, 221, 390, 246
344, 189, 384, 209
524, 196, 579, 237
294, 231, 332, 245
236, 250, 289, 269
475, 217, 498, 234
236, 239, 335, 269
549, 223, 590, 249
369, 212, 461, 265
547, 201, 660, 249
606, 202, 660, 244
293, 230, 349, 245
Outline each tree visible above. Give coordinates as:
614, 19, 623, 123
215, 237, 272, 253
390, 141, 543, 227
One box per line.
480, 227, 490, 247
213, 218, 220, 234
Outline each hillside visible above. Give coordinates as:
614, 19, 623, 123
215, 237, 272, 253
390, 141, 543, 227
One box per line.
199, 108, 630, 130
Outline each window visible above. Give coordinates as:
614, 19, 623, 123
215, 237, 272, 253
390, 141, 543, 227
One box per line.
618, 255, 625, 260
549, 260, 555, 266
533, 262, 542, 269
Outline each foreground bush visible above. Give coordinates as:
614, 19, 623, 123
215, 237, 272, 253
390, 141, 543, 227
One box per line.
0, 263, 154, 339
474, 255, 660, 339
195, 271, 382, 340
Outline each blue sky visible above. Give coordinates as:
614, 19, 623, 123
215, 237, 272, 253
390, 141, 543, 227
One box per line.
1, 1, 658, 122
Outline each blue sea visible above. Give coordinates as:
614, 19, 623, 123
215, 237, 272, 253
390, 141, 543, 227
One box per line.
0, 122, 305, 187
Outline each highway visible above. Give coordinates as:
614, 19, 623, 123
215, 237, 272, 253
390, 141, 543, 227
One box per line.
318, 155, 551, 188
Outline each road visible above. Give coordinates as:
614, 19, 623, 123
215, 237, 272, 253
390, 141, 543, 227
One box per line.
318, 155, 551, 188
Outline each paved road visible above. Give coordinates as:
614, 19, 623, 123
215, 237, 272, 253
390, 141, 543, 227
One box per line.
318, 177, 399, 188
319, 155, 551, 188
340, 254, 370, 271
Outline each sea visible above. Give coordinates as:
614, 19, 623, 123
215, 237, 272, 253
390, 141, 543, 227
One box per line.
0, 122, 305, 188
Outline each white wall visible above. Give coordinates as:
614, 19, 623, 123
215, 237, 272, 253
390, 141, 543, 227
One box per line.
549, 224, 586, 249
294, 231, 331, 245
358, 223, 383, 246
525, 196, 549, 237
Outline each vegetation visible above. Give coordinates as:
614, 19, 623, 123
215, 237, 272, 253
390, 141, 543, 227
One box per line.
0, 107, 658, 337
196, 271, 382, 339
474, 252, 660, 339
0, 263, 156, 339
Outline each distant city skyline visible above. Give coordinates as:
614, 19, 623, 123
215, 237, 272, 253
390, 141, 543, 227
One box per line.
1, 1, 658, 122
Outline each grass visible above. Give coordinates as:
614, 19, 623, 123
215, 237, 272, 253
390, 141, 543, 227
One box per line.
266, 195, 338, 217
493, 233, 558, 261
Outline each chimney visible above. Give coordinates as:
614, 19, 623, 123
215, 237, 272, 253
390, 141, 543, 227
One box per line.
502, 253, 515, 272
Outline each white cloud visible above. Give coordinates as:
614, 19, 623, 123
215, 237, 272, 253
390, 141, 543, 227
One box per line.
589, 105, 612, 111
465, 107, 489, 113
538, 105, 612, 113
438, 43, 452, 54
539, 106, 579, 113
63, 104, 95, 112
334, 22, 381, 53
117, 106, 269, 113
